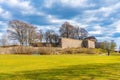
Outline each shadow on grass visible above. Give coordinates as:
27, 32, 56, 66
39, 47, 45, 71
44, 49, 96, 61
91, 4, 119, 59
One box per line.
0, 63, 120, 80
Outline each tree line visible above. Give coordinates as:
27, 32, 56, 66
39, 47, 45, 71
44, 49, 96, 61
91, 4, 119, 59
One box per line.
0, 20, 89, 46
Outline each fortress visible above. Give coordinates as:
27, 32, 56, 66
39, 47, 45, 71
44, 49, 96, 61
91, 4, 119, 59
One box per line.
60, 37, 96, 49
31, 36, 96, 49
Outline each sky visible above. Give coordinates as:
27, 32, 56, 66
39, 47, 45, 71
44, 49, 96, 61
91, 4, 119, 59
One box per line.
0, 0, 120, 49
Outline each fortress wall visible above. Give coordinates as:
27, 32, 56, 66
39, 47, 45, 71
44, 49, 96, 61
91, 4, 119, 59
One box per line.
60, 38, 82, 49
87, 40, 95, 48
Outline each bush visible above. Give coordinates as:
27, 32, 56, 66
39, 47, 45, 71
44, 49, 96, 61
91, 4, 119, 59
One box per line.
37, 47, 56, 55
61, 48, 103, 54
79, 48, 87, 54
64, 48, 86, 54
10, 46, 104, 55
86, 48, 96, 54
11, 46, 33, 54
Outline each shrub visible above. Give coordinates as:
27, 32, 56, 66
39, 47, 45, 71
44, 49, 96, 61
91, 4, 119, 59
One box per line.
86, 48, 96, 54
60, 48, 103, 54
11, 46, 33, 54
60, 48, 75, 54
37, 47, 56, 55
79, 48, 87, 54
86, 48, 104, 54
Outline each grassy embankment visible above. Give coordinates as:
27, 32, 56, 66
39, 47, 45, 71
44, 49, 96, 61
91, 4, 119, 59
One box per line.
0, 54, 120, 80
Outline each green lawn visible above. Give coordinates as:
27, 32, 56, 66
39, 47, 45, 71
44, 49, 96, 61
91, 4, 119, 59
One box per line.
0, 54, 120, 80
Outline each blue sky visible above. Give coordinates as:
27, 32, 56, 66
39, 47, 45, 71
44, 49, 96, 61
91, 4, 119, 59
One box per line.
0, 0, 120, 48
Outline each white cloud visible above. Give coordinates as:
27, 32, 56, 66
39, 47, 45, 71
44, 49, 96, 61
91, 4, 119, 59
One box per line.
46, 14, 88, 28
82, 16, 103, 23
114, 37, 120, 48
44, 0, 95, 8
110, 20, 120, 32
0, 0, 32, 11
89, 31, 101, 35
0, 21, 8, 38
68, 20, 88, 28
46, 15, 66, 24
0, 0, 43, 15
85, 2, 120, 18
89, 25, 103, 35
0, 0, 4, 3
0, 33, 2, 37
0, 21, 7, 31
0, 7, 11, 19
35, 24, 59, 32
44, 0, 56, 8
59, 0, 88, 7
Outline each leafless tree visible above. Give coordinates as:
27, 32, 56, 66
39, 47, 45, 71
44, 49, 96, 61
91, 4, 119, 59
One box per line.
79, 28, 88, 40
7, 20, 37, 46
26, 25, 37, 45
44, 30, 59, 44
0, 33, 9, 46
44, 30, 54, 43
74, 27, 88, 40
52, 33, 59, 43
59, 22, 75, 38
37, 29, 43, 42
100, 40, 116, 56
59, 22, 88, 39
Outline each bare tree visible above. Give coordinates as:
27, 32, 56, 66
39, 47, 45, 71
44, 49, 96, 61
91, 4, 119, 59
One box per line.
0, 33, 9, 46
27, 25, 37, 45
59, 22, 75, 38
100, 40, 116, 56
44, 30, 54, 43
44, 30, 59, 44
52, 33, 59, 43
37, 29, 43, 42
75, 27, 88, 40
59, 22, 88, 39
7, 20, 37, 46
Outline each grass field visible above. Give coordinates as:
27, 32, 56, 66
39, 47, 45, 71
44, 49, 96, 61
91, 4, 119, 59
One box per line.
0, 54, 120, 80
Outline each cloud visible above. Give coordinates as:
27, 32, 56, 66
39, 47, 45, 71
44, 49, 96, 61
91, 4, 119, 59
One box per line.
0, 0, 32, 11
0, 21, 7, 31
0, 7, 11, 19
58, 0, 89, 8
89, 25, 103, 35
46, 14, 88, 29
44, 0, 95, 8
110, 20, 120, 32
82, 1, 120, 24
0, 21, 8, 38
0, 0, 44, 15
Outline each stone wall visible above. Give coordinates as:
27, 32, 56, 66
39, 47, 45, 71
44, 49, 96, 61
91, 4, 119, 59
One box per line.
60, 38, 82, 48
0, 38, 95, 54
87, 40, 95, 48
60, 38, 95, 48
0, 47, 12, 54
